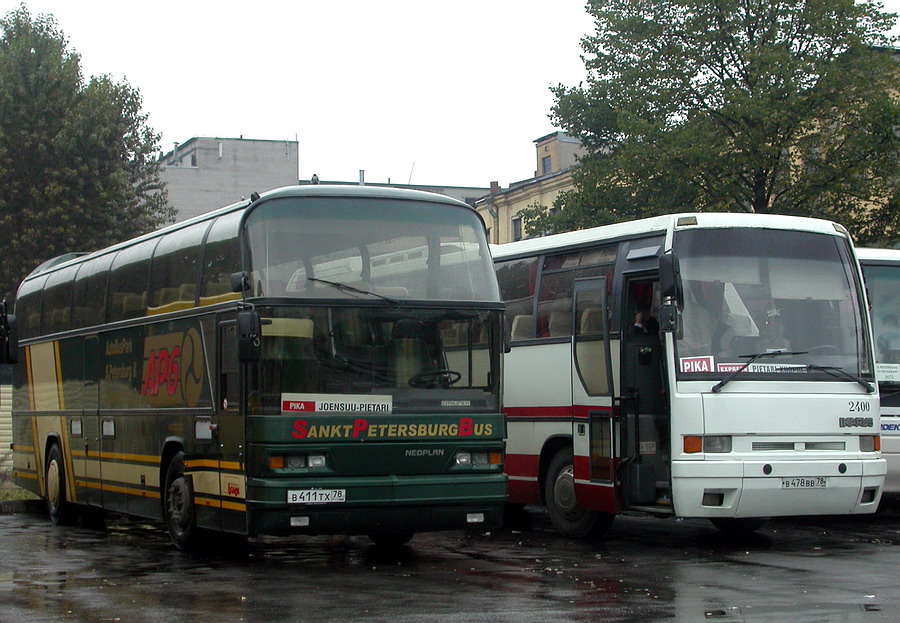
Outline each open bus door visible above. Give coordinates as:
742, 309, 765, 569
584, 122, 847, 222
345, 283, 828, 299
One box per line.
618, 276, 671, 513
571, 277, 619, 515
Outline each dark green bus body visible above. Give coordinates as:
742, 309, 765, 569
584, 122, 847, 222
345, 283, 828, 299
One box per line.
11, 186, 506, 548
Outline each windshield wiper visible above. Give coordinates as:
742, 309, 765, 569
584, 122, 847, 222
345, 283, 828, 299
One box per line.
805, 364, 874, 393
306, 277, 402, 307
711, 350, 808, 393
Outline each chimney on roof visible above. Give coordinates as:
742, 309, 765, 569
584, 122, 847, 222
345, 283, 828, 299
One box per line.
490, 181, 500, 195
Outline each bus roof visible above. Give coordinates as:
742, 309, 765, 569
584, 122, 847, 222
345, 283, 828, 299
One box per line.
24, 185, 477, 282
856, 247, 900, 262
491, 212, 849, 261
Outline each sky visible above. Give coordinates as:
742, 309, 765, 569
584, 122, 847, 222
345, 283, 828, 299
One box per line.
0, 1, 898, 190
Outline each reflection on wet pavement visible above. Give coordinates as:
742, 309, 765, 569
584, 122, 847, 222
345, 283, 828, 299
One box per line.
1, 503, 899, 622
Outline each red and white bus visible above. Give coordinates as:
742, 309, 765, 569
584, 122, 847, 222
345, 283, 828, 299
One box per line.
857, 247, 900, 497
493, 212, 885, 536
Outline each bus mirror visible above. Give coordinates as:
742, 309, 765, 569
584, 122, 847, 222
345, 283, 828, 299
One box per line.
230, 272, 251, 293
0, 307, 18, 365
659, 252, 684, 311
236, 309, 261, 363
658, 303, 678, 333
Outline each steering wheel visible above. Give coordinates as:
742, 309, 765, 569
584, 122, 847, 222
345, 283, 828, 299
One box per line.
408, 369, 462, 388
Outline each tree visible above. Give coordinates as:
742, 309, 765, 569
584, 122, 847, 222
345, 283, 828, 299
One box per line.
532, 0, 900, 245
0, 6, 173, 301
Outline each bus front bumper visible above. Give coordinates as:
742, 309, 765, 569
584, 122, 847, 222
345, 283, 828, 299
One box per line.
671, 458, 886, 518
244, 473, 507, 537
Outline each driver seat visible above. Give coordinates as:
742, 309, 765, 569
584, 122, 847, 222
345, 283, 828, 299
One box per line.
390, 319, 434, 387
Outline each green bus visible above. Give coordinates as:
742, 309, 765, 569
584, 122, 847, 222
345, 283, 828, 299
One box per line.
4, 185, 506, 550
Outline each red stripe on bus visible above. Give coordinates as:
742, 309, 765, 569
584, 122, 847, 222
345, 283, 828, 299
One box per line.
505, 453, 539, 477
508, 479, 541, 505
505, 405, 615, 419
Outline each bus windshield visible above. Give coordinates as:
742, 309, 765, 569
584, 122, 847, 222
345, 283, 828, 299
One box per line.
863, 263, 900, 387
245, 197, 501, 303
673, 228, 872, 381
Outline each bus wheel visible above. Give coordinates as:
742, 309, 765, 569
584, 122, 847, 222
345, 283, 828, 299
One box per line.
46, 443, 77, 525
710, 518, 766, 535
164, 452, 201, 551
545, 447, 614, 539
369, 533, 414, 547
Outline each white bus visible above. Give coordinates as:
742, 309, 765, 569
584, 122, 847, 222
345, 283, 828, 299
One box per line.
493, 212, 885, 537
856, 247, 900, 496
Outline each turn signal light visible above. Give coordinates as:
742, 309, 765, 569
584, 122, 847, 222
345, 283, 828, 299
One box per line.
684, 436, 703, 454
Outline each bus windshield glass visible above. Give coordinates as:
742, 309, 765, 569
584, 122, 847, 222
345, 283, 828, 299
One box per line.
673, 228, 872, 381
245, 197, 500, 303
863, 264, 900, 387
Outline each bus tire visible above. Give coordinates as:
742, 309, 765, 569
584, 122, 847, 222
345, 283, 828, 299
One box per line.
544, 447, 614, 539
46, 443, 77, 526
710, 518, 766, 535
164, 451, 202, 551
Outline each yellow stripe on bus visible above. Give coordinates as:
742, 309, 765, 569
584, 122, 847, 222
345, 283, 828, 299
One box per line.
98, 482, 161, 499
60, 415, 77, 504
29, 416, 44, 496
194, 496, 246, 512
13, 471, 38, 481
53, 341, 65, 410
95, 451, 160, 465
25, 345, 35, 408
185, 459, 243, 471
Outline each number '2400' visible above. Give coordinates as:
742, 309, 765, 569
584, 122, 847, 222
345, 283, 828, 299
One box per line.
848, 401, 871, 412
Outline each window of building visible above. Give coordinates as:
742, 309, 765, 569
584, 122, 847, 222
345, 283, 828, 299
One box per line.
512, 217, 523, 242
542, 156, 552, 175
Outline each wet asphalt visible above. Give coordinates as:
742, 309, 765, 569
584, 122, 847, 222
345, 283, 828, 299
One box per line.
1, 499, 899, 622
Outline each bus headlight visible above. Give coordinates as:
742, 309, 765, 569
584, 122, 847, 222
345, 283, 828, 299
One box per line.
455, 451, 503, 466
270, 453, 324, 470
704, 436, 733, 453
685, 435, 732, 453
287, 455, 307, 469
860, 435, 880, 452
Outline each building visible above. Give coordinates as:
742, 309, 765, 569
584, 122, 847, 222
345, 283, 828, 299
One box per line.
159, 137, 299, 222
476, 132, 583, 244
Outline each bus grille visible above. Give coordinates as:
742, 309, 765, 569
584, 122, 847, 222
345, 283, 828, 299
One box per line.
751, 441, 846, 451
752, 442, 795, 451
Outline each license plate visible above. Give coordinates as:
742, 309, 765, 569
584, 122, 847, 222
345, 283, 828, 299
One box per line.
287, 489, 346, 504
781, 477, 826, 489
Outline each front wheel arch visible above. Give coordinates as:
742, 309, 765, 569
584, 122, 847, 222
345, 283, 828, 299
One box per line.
544, 447, 615, 539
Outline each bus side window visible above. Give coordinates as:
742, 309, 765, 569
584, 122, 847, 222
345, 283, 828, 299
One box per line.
14, 275, 46, 340
72, 254, 113, 329
149, 223, 206, 313
40, 266, 76, 335
201, 212, 243, 305
108, 240, 157, 322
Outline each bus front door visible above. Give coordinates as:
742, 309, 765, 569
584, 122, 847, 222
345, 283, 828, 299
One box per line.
618, 276, 670, 511
571, 277, 618, 513
216, 312, 246, 534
